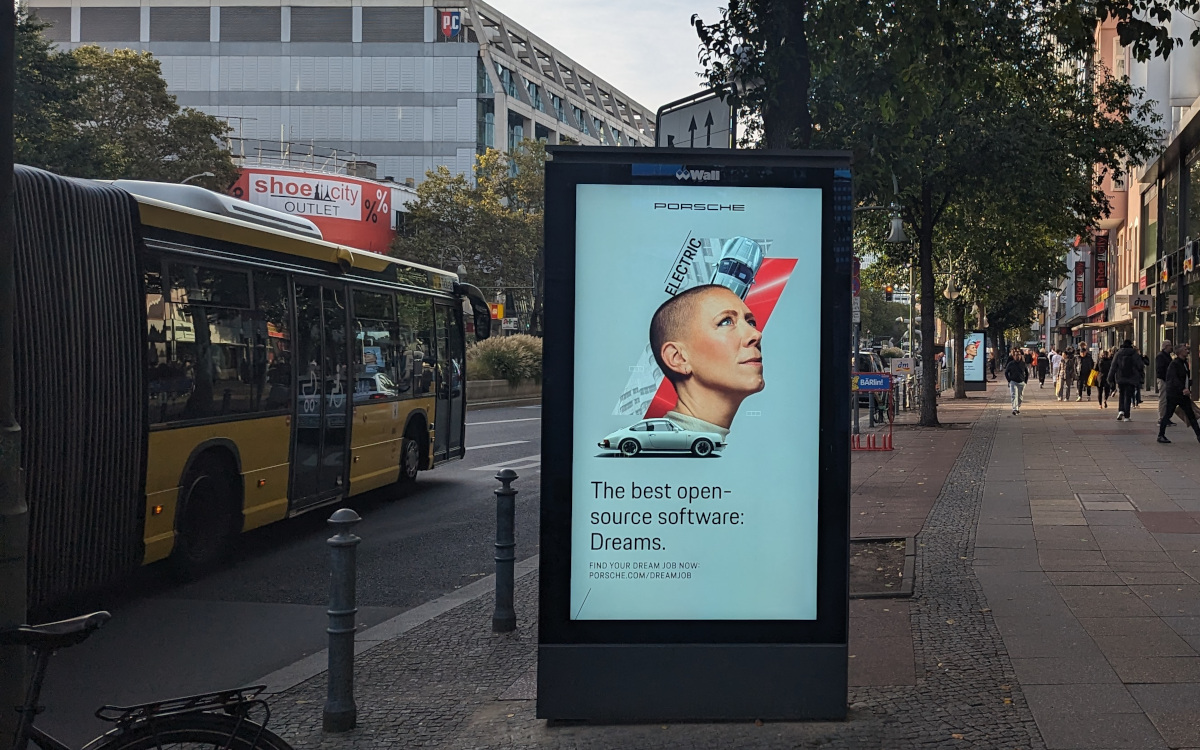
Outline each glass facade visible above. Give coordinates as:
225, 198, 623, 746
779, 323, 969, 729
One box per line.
552, 94, 566, 123
525, 78, 544, 111
495, 63, 519, 97
1164, 167, 1180, 255
1142, 184, 1159, 270
507, 111, 524, 151
573, 106, 590, 135
477, 99, 494, 154
1189, 149, 1200, 242
477, 58, 494, 95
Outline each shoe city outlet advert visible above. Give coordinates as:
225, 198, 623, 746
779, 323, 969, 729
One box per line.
571, 183, 822, 621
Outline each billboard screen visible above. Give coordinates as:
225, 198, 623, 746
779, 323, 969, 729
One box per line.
569, 184, 821, 621
963, 330, 987, 383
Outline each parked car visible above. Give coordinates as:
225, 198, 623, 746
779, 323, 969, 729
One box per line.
599, 418, 725, 457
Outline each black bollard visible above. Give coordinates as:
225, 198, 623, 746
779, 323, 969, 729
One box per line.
323, 508, 361, 733
493, 469, 517, 633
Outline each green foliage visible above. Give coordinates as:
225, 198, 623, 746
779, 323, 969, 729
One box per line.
466, 334, 543, 385
15, 8, 236, 188
392, 141, 546, 334
858, 286, 909, 343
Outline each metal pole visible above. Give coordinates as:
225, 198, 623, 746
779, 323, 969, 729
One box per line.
323, 508, 361, 733
0, 5, 29, 741
493, 469, 517, 633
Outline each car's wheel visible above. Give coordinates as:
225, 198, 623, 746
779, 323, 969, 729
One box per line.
170, 455, 238, 580
619, 438, 641, 457
399, 436, 420, 483
691, 438, 714, 457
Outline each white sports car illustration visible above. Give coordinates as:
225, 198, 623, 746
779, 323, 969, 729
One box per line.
598, 419, 725, 457
711, 236, 764, 299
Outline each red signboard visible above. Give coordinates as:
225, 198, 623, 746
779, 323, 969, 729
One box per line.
231, 168, 405, 254
1074, 261, 1085, 303
1094, 234, 1108, 289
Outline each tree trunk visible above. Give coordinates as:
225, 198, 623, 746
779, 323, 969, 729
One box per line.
953, 302, 967, 398
761, 0, 812, 149
918, 188, 940, 427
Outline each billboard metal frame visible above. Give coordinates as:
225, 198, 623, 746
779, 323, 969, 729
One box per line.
537, 146, 854, 721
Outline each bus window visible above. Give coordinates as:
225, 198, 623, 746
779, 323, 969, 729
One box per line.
253, 271, 292, 412
397, 291, 435, 396
352, 289, 403, 402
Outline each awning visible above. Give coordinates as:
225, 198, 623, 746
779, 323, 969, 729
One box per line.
1071, 319, 1132, 333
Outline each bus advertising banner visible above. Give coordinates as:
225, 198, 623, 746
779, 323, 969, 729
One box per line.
539, 148, 852, 722
963, 330, 987, 391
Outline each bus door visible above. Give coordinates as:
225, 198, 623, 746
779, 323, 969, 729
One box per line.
291, 281, 350, 509
433, 301, 466, 462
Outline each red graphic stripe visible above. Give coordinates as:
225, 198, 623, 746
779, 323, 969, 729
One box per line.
644, 258, 797, 419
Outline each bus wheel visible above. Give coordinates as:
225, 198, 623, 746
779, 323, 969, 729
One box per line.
399, 436, 421, 483
170, 456, 238, 580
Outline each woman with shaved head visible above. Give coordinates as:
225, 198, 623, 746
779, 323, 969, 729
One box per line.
649, 284, 764, 438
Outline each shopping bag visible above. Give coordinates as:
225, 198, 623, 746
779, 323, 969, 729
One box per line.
1087, 370, 1100, 387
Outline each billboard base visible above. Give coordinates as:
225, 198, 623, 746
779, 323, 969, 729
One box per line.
537, 644, 847, 721
964, 381, 987, 391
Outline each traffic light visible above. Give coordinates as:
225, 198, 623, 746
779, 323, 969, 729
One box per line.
885, 284, 894, 301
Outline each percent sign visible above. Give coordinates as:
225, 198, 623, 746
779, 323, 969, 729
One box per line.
363, 189, 389, 224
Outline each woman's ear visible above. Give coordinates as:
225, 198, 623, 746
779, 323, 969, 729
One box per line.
661, 341, 691, 377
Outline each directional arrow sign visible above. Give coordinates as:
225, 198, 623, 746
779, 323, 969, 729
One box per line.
656, 91, 734, 149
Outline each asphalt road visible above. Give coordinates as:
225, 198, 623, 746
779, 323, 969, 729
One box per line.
37, 404, 543, 747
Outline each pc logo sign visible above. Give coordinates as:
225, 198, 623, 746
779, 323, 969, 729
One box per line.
440, 10, 461, 38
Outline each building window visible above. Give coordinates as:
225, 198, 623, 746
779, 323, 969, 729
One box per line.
1142, 184, 1159, 270
573, 106, 589, 135
524, 78, 544, 111
508, 111, 525, 151
593, 118, 608, 145
611, 127, 623, 146
552, 95, 566, 123
477, 99, 495, 154
535, 123, 551, 143
478, 58, 494, 95
1164, 167, 1180, 254
1188, 150, 1200, 242
495, 64, 519, 98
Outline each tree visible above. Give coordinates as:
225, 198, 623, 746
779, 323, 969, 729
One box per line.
14, 10, 236, 188
14, 7, 111, 176
392, 141, 546, 333
72, 46, 237, 189
698, 0, 1165, 426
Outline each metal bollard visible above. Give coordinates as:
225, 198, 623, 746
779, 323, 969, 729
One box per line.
493, 469, 517, 633
323, 508, 361, 733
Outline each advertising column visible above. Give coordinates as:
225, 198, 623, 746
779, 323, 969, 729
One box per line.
538, 148, 853, 722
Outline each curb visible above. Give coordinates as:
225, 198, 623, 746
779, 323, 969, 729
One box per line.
467, 397, 542, 411
255, 554, 541, 695
849, 536, 915, 599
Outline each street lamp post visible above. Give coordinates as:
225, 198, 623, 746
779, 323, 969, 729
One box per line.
180, 171, 215, 185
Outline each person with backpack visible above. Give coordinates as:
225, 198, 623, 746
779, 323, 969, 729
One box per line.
1108, 340, 1146, 421
1096, 348, 1114, 408
1005, 351, 1029, 415
1076, 345, 1095, 401
1036, 348, 1051, 387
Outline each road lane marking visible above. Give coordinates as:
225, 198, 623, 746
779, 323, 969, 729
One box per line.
466, 417, 542, 426
471, 453, 542, 471
467, 440, 529, 451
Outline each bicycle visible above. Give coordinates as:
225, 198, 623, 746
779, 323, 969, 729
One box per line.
2, 611, 294, 750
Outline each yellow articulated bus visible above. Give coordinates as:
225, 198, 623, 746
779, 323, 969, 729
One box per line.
13, 166, 490, 609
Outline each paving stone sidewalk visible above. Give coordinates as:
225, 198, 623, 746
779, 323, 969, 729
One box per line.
268, 383, 1063, 748
978, 379, 1200, 749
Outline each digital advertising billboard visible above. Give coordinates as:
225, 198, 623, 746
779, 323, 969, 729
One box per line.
538, 148, 853, 722
963, 330, 987, 390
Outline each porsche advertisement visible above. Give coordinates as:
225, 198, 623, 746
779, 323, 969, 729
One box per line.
570, 184, 823, 621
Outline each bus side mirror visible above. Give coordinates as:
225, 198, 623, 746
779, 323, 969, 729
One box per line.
455, 282, 491, 341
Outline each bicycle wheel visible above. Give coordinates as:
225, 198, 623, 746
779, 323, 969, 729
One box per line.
92, 712, 294, 750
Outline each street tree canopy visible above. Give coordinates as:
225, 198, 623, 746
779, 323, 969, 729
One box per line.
15, 7, 236, 189
392, 142, 547, 334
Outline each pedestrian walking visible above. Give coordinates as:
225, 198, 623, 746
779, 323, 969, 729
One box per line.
1076, 345, 1095, 401
1134, 346, 1150, 407
1096, 348, 1114, 408
1050, 348, 1063, 386
1005, 351, 1029, 415
1108, 340, 1145, 421
1057, 348, 1077, 401
1156, 339, 1176, 426
1157, 343, 1200, 444
1036, 348, 1050, 387
988, 349, 997, 381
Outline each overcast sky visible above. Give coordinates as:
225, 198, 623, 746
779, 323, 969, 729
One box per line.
487, 0, 727, 111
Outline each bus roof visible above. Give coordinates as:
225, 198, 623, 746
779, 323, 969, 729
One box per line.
120, 183, 459, 291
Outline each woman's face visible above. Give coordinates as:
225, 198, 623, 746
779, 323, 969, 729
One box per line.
678, 287, 764, 397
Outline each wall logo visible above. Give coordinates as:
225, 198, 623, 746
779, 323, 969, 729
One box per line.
675, 168, 721, 182
440, 10, 461, 38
